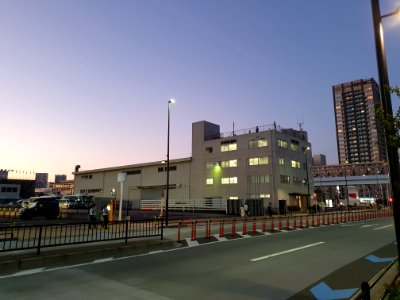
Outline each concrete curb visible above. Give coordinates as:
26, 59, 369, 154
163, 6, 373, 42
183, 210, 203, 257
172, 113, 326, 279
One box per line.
0, 238, 177, 275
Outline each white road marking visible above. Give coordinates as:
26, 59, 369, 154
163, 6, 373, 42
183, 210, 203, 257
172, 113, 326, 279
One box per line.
213, 234, 228, 241
374, 225, 393, 230
12, 268, 45, 276
250, 242, 325, 262
92, 257, 114, 264
185, 238, 199, 247
361, 225, 374, 228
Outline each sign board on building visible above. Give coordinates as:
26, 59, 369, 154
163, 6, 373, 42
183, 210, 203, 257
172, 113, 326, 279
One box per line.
117, 173, 127, 183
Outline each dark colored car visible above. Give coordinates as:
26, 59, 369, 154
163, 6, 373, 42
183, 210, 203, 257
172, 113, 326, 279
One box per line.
19, 196, 60, 220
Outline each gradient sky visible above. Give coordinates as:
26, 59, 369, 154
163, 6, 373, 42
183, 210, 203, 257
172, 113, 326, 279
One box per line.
1, 0, 399, 182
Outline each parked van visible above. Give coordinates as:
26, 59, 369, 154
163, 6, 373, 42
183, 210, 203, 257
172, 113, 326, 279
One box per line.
59, 197, 78, 209
19, 196, 60, 219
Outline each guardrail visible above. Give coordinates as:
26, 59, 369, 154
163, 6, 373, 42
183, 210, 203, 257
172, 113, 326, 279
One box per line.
0, 218, 163, 254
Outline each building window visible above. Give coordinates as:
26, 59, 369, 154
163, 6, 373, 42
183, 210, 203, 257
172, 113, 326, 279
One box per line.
221, 140, 237, 152
279, 157, 285, 165
229, 196, 239, 200
222, 177, 238, 184
291, 160, 301, 168
280, 175, 290, 183
158, 166, 177, 172
278, 140, 288, 149
260, 194, 271, 199
290, 143, 299, 151
206, 178, 213, 185
127, 170, 141, 175
81, 175, 92, 179
250, 175, 269, 183
221, 160, 237, 168
249, 157, 268, 166
249, 138, 268, 148
293, 177, 303, 185
206, 147, 213, 154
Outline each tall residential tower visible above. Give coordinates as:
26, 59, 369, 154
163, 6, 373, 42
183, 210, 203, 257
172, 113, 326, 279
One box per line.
333, 78, 387, 164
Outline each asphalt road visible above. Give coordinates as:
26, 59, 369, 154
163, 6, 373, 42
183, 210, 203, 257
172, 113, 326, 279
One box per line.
0, 217, 395, 300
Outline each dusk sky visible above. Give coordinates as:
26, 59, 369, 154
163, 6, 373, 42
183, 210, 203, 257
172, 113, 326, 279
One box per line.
1, 0, 399, 182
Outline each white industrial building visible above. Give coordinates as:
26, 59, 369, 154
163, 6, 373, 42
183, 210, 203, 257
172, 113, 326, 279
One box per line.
73, 121, 313, 213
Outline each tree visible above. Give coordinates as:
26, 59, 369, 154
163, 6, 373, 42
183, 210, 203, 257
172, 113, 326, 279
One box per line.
375, 86, 400, 148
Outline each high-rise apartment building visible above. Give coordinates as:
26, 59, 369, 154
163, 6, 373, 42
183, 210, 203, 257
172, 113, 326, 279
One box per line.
333, 78, 387, 164
35, 173, 49, 189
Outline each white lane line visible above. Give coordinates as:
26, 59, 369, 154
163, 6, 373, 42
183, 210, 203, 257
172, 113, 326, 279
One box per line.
92, 257, 114, 264
361, 225, 374, 228
12, 268, 45, 276
374, 225, 393, 230
250, 242, 325, 262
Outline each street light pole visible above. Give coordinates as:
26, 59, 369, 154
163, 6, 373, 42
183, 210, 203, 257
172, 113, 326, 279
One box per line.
166, 98, 175, 227
344, 162, 349, 211
304, 147, 311, 213
371, 0, 400, 258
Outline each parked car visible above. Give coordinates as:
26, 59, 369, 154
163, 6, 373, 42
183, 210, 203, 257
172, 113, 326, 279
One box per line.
69, 194, 95, 209
19, 196, 60, 220
59, 197, 78, 209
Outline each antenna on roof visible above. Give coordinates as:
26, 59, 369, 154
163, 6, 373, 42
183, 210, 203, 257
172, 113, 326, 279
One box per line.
297, 116, 304, 131
232, 122, 235, 136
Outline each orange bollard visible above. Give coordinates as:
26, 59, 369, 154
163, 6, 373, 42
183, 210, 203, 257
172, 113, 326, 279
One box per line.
262, 218, 266, 233
286, 218, 290, 230
312, 216, 315, 227
271, 220, 275, 232
232, 219, 237, 236
1, 209, 5, 219
299, 217, 303, 228
317, 215, 320, 226
191, 221, 197, 241
206, 221, 210, 239
243, 220, 247, 235
219, 220, 224, 237
13, 211, 17, 219
177, 222, 181, 242
306, 216, 309, 228
278, 219, 282, 230
7, 210, 11, 219
293, 217, 297, 229
252, 219, 257, 234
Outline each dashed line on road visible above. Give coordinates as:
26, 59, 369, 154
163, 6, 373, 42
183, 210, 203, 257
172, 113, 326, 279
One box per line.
250, 242, 325, 262
374, 224, 393, 230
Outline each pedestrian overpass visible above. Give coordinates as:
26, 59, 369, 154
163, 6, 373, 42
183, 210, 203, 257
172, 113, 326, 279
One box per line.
313, 174, 389, 187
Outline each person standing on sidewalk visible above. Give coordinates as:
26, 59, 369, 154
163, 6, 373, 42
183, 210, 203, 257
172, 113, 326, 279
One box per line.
89, 204, 97, 229
102, 205, 109, 229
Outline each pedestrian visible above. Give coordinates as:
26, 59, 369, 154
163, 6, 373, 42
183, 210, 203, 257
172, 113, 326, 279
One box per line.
240, 205, 245, 220
89, 204, 96, 229
267, 202, 273, 218
102, 205, 109, 229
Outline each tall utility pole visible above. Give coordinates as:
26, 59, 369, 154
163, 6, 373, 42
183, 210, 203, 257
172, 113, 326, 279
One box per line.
371, 0, 400, 258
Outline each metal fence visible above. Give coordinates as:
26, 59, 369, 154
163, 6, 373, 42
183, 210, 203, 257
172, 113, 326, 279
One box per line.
0, 218, 163, 254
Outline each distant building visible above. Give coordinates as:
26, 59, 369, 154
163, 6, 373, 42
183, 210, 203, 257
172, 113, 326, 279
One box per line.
55, 174, 67, 183
51, 179, 74, 196
0, 179, 35, 200
0, 170, 8, 180
312, 154, 326, 166
35, 173, 48, 189
333, 78, 387, 164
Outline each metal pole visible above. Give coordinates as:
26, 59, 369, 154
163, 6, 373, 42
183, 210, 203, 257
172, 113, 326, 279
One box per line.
166, 100, 173, 227
305, 153, 310, 213
371, 0, 400, 258
344, 165, 349, 210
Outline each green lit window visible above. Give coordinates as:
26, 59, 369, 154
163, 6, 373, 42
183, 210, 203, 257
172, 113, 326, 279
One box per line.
222, 177, 238, 184
229, 196, 239, 200
291, 160, 301, 168
249, 138, 268, 148
278, 140, 288, 149
249, 157, 268, 166
206, 178, 213, 185
279, 157, 285, 165
221, 160, 237, 168
221, 143, 237, 152
290, 143, 299, 151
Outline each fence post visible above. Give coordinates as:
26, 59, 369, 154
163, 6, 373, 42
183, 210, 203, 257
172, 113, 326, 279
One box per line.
125, 220, 129, 244
37, 225, 43, 255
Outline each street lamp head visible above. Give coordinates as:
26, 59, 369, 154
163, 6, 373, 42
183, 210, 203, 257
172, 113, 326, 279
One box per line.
169, 98, 176, 104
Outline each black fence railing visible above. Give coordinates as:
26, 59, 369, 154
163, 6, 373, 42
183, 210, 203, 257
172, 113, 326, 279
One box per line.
0, 219, 163, 254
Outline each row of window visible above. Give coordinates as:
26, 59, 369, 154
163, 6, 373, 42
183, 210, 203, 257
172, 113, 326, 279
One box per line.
206, 175, 307, 185
207, 158, 302, 168
158, 166, 177, 172
213, 138, 304, 153
1, 187, 18, 193
79, 189, 103, 194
